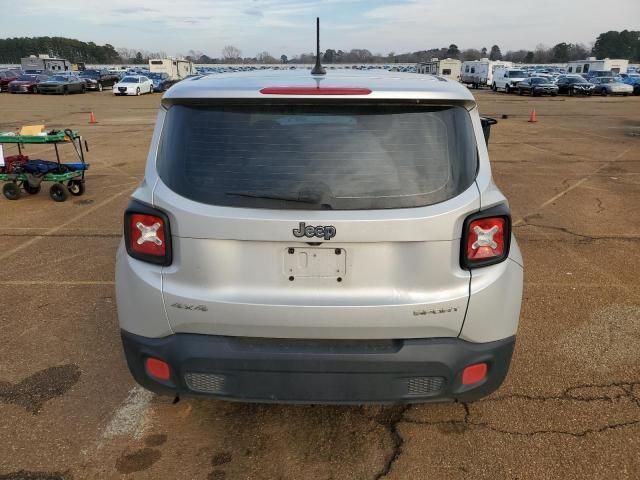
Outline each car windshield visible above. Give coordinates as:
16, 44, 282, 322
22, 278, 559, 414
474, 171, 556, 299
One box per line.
79, 70, 99, 77
16, 75, 37, 81
509, 71, 526, 77
569, 77, 588, 84
157, 104, 478, 210
531, 78, 547, 84
598, 78, 614, 83
121, 77, 139, 83
50, 76, 68, 82
147, 73, 164, 79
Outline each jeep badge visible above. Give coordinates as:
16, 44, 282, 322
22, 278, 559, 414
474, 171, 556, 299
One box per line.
292, 222, 336, 241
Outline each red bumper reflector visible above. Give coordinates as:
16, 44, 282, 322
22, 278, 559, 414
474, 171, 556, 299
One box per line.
146, 357, 171, 381
260, 87, 372, 95
462, 363, 488, 385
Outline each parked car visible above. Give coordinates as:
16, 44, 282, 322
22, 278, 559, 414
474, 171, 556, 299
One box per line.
78, 69, 120, 91
0, 70, 19, 92
146, 72, 173, 92
492, 67, 527, 93
113, 75, 154, 96
620, 74, 640, 95
591, 77, 634, 96
116, 70, 523, 404
555, 76, 595, 96
8, 74, 49, 93
516, 77, 559, 96
37, 74, 86, 95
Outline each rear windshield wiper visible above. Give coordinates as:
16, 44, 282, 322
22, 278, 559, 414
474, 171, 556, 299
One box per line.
226, 190, 330, 206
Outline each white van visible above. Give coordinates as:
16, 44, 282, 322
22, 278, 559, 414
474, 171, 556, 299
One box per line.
492, 67, 527, 93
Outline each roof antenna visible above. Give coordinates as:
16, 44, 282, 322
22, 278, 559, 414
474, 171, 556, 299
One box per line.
311, 17, 326, 75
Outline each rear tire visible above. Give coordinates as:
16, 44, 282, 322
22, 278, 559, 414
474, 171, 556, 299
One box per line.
63, 86, 68, 96
492, 83, 497, 92
505, 84, 511, 94
136, 87, 140, 96
49, 183, 69, 202
2, 182, 20, 200
601, 88, 608, 96
97, 82, 103, 92
67, 180, 85, 196
518, 88, 524, 96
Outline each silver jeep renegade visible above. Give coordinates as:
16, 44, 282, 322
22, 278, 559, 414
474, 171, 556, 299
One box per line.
116, 68, 523, 403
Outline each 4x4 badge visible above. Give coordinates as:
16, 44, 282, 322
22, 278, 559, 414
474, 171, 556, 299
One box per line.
293, 222, 336, 241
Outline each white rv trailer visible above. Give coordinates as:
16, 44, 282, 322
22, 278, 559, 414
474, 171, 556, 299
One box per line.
416, 58, 462, 80
21, 54, 72, 73
566, 57, 628, 75
460, 58, 512, 88
149, 58, 195, 80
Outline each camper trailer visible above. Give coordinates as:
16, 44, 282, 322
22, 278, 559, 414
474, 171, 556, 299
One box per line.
21, 55, 71, 73
416, 58, 462, 80
567, 58, 628, 75
460, 58, 512, 88
149, 58, 195, 80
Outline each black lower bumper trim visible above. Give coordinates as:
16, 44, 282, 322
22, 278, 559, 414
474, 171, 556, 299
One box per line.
121, 331, 515, 404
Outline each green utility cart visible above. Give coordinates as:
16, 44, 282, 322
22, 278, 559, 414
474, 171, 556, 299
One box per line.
0, 129, 89, 202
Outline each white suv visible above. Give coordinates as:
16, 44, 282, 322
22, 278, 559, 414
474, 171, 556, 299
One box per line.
116, 69, 523, 403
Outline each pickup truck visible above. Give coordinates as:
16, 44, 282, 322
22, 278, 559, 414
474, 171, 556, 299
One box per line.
78, 69, 120, 92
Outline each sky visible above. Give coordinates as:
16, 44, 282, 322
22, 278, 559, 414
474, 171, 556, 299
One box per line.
0, 0, 638, 58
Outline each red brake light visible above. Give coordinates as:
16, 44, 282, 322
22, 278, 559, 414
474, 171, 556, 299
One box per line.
466, 217, 506, 261
260, 87, 371, 95
129, 213, 166, 257
146, 357, 171, 381
462, 363, 487, 385
124, 201, 172, 266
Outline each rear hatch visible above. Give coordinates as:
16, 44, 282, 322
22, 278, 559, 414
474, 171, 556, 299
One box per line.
154, 101, 480, 339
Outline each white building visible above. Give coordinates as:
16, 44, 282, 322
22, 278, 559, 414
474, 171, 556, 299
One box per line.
566, 57, 629, 75
416, 58, 462, 80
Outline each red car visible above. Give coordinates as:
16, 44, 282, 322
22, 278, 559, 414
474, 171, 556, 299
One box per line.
8, 74, 49, 93
0, 70, 18, 92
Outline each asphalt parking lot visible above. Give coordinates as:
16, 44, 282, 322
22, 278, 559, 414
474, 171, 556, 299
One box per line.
0, 89, 639, 480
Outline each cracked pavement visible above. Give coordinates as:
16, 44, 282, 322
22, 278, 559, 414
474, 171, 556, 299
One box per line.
0, 90, 638, 479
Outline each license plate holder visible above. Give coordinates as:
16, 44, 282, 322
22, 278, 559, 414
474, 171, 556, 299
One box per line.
284, 247, 346, 278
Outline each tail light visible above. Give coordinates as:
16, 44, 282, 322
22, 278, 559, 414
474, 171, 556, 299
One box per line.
124, 200, 172, 266
461, 205, 511, 269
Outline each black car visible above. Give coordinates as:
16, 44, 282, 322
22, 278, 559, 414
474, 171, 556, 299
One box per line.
38, 74, 86, 95
78, 69, 120, 91
517, 77, 559, 96
555, 76, 595, 96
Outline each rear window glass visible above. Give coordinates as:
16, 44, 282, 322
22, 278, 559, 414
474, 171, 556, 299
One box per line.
157, 104, 478, 210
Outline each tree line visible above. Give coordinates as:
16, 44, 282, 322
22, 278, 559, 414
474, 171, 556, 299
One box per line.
0, 36, 120, 64
0, 30, 638, 66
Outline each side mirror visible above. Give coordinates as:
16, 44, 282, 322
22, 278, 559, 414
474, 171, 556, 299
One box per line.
480, 117, 498, 145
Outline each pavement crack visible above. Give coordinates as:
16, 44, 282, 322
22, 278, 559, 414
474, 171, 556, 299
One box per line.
372, 405, 410, 480
515, 222, 640, 242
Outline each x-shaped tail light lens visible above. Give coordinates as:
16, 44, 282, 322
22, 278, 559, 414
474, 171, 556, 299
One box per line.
129, 213, 166, 258
466, 217, 506, 261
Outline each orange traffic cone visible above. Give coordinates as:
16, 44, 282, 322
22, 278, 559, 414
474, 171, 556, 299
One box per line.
528, 109, 537, 123
89, 112, 98, 124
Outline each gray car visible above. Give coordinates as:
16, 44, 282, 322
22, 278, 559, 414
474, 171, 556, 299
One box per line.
592, 77, 633, 96
116, 69, 524, 404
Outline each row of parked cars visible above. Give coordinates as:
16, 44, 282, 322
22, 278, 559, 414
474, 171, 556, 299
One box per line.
0, 68, 177, 95
490, 67, 639, 97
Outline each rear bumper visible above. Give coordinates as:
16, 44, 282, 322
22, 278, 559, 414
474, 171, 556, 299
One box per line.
121, 330, 515, 404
